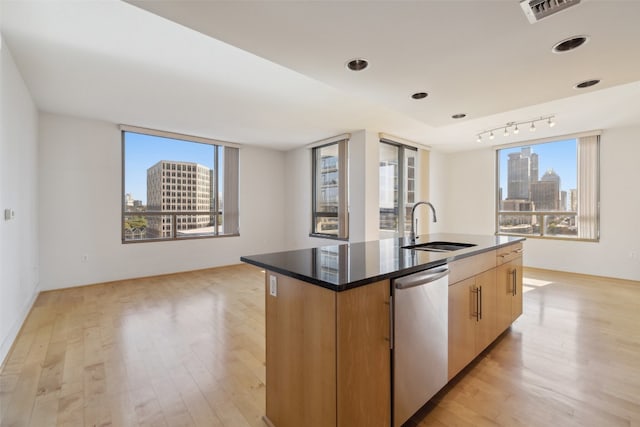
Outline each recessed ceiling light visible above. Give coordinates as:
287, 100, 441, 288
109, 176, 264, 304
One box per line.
411, 92, 428, 100
574, 79, 600, 89
552, 35, 590, 53
346, 58, 369, 71
451, 113, 466, 119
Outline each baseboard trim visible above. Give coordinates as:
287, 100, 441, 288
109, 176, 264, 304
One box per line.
523, 266, 639, 285
0, 284, 40, 368
262, 415, 276, 427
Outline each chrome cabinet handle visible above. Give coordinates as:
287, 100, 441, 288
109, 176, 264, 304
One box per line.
387, 296, 394, 349
479, 285, 483, 320
472, 287, 480, 322
511, 269, 517, 296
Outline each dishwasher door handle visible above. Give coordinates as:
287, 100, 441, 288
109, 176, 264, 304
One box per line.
394, 267, 449, 290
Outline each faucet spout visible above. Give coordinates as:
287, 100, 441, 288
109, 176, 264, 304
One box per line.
409, 201, 437, 243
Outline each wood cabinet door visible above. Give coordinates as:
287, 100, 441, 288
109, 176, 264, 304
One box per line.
495, 262, 514, 334
496, 257, 524, 333
448, 277, 477, 380
337, 280, 391, 427
511, 257, 523, 321
474, 269, 497, 353
265, 272, 337, 427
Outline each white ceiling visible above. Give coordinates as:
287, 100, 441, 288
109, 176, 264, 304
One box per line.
2, 0, 640, 152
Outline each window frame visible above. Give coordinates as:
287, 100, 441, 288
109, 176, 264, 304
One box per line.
379, 140, 418, 235
310, 138, 349, 240
121, 125, 240, 244
495, 132, 600, 242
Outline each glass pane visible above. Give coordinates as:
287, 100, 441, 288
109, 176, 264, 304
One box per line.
403, 149, 417, 233
544, 214, 578, 237
314, 144, 340, 235
498, 213, 540, 236
497, 140, 577, 213
123, 132, 217, 241
379, 143, 399, 231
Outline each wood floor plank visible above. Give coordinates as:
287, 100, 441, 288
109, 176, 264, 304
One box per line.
1, 264, 638, 427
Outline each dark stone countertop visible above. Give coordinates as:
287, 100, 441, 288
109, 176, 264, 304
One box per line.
240, 233, 525, 292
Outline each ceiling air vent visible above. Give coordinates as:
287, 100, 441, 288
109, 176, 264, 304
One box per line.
520, 0, 581, 24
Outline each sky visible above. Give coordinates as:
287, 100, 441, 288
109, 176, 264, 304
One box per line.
498, 138, 577, 198
124, 132, 216, 204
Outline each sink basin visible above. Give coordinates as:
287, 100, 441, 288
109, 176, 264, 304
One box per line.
402, 241, 477, 252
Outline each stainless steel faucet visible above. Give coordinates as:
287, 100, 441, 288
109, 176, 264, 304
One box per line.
409, 201, 437, 243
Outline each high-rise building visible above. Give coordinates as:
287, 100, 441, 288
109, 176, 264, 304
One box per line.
147, 160, 213, 238
569, 189, 578, 212
531, 169, 560, 210
317, 153, 339, 232
507, 148, 536, 200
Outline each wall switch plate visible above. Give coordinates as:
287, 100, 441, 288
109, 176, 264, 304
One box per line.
269, 275, 277, 297
4, 209, 14, 220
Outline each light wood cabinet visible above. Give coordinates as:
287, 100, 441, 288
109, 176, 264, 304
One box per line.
265, 272, 390, 427
447, 243, 525, 380
447, 269, 497, 380
496, 255, 523, 333
264, 241, 525, 426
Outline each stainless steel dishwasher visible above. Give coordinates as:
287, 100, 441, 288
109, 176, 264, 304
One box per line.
392, 265, 449, 427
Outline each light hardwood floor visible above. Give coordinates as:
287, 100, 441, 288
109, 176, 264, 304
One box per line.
1, 264, 639, 427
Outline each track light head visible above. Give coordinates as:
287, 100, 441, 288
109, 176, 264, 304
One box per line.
489, 131, 495, 140
530, 122, 536, 132
514, 124, 520, 134
548, 117, 556, 127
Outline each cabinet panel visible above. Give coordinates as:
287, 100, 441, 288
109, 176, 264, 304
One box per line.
265, 272, 337, 427
512, 257, 523, 319
448, 277, 476, 380
337, 280, 391, 427
448, 250, 496, 284
496, 256, 523, 334
496, 242, 523, 265
474, 269, 497, 353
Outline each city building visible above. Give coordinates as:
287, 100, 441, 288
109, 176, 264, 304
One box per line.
531, 169, 561, 211
147, 160, 214, 238
507, 148, 539, 200
569, 189, 578, 212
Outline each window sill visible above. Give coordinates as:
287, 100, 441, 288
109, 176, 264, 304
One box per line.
309, 233, 349, 242
122, 233, 240, 244
496, 232, 598, 243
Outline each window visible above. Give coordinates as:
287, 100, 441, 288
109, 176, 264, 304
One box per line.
379, 140, 418, 234
311, 138, 348, 239
496, 134, 599, 240
122, 126, 239, 243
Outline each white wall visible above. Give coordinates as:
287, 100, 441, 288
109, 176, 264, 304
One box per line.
427, 149, 448, 234
283, 146, 337, 250
440, 148, 497, 235
438, 128, 640, 281
0, 42, 40, 363
38, 113, 288, 290
348, 130, 380, 243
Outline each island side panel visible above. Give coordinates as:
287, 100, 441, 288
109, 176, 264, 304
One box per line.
336, 280, 391, 427
265, 271, 337, 427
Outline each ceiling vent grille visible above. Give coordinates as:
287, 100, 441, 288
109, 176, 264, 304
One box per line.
520, 0, 581, 23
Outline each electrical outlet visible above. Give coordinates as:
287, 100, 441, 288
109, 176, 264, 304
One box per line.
81, 254, 89, 263
629, 251, 638, 261
269, 275, 277, 297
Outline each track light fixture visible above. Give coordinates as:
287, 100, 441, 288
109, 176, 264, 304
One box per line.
475, 115, 555, 143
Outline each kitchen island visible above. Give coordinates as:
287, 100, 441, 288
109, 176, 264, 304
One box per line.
241, 233, 525, 427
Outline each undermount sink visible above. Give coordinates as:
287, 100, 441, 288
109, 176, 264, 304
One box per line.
402, 241, 477, 252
